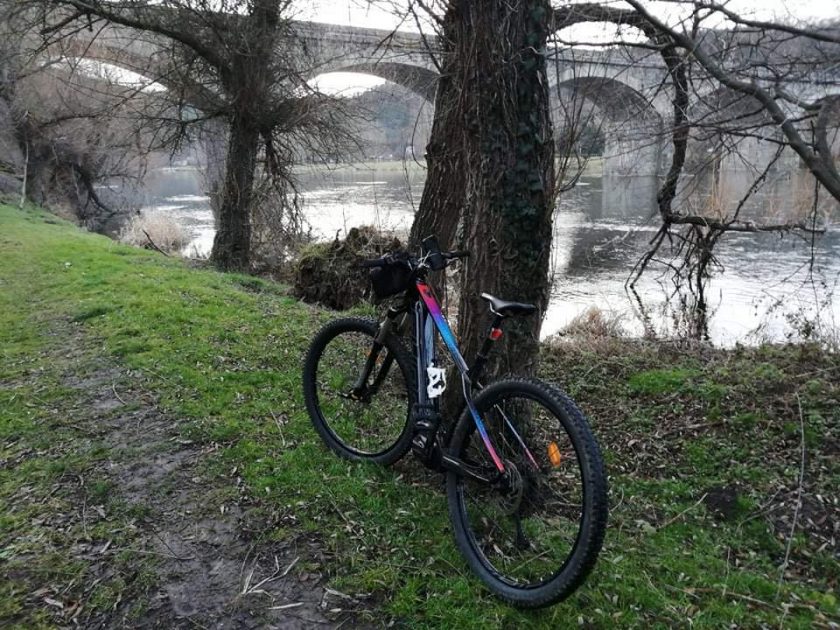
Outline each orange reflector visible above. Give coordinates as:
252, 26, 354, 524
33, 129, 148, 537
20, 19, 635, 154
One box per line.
547, 441, 562, 467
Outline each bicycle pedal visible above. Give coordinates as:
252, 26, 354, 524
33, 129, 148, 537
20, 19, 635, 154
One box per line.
411, 433, 429, 451
411, 434, 444, 469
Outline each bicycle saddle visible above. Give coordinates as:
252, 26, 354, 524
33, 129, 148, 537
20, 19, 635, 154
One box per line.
480, 293, 537, 317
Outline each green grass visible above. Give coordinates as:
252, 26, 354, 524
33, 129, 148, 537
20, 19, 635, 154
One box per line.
627, 367, 700, 395
1, 203, 838, 627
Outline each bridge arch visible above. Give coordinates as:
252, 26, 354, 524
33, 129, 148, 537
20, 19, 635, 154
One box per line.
316, 63, 438, 102
551, 76, 667, 177
307, 70, 435, 162
56, 38, 221, 114
60, 38, 171, 90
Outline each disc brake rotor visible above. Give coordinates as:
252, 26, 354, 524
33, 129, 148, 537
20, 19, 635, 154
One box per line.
498, 460, 524, 516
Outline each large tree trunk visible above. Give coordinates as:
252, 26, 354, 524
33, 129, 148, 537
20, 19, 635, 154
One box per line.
210, 110, 259, 271
422, 0, 555, 381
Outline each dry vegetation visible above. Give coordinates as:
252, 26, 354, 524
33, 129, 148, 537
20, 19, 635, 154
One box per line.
119, 212, 187, 254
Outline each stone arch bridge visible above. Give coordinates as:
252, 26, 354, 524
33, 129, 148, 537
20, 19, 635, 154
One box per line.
55, 17, 830, 179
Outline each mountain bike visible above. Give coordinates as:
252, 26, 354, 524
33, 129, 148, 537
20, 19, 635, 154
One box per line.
302, 236, 608, 608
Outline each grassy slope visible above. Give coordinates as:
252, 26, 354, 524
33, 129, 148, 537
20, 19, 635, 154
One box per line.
0, 203, 837, 628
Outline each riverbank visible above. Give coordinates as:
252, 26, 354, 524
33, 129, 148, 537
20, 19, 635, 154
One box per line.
293, 158, 428, 175
1, 203, 837, 628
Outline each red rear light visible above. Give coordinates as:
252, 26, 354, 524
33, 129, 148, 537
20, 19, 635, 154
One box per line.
489, 328, 503, 341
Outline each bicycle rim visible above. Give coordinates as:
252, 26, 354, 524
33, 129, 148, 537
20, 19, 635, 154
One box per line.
450, 384, 596, 595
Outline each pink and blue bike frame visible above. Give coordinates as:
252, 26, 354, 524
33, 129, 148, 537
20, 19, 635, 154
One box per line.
414, 279, 538, 474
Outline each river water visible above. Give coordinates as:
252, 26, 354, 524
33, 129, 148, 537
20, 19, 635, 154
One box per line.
134, 164, 840, 346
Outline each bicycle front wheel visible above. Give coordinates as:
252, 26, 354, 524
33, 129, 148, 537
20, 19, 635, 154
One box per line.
446, 378, 608, 608
302, 317, 415, 466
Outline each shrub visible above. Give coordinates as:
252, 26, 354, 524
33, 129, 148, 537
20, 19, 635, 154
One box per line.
561, 306, 625, 339
120, 213, 188, 254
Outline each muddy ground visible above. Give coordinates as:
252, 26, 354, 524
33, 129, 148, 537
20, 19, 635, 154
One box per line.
7, 330, 369, 629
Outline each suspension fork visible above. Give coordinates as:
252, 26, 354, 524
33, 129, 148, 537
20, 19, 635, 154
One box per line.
350, 306, 405, 396
414, 300, 436, 406
411, 301, 444, 459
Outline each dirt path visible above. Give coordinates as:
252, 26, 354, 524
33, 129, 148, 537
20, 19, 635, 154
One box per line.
41, 335, 363, 628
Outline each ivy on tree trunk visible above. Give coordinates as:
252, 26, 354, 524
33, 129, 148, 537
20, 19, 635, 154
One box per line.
412, 0, 555, 382
408, 10, 464, 251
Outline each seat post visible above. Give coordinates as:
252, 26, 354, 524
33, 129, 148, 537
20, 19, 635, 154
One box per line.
469, 313, 505, 383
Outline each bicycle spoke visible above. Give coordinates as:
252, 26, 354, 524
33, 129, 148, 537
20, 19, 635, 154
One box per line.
304, 318, 413, 463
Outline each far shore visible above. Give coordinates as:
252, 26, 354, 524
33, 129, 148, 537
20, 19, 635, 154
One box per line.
154, 157, 605, 178
292, 156, 605, 177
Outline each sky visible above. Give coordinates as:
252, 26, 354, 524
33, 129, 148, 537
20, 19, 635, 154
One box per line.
296, 0, 839, 29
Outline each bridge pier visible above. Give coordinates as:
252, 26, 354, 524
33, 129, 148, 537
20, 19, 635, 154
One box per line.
601, 118, 669, 178
679, 120, 807, 219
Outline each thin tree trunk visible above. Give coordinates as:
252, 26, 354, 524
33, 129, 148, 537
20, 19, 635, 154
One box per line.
210, 111, 259, 272
209, 0, 278, 273
408, 11, 464, 251
19, 136, 27, 209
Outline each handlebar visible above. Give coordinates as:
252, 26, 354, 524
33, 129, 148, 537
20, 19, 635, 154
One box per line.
359, 247, 469, 270
358, 256, 390, 268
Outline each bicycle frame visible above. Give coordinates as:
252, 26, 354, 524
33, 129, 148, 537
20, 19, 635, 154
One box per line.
413, 279, 508, 473
363, 276, 539, 481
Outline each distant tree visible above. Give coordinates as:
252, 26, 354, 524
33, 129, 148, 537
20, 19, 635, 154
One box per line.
0, 3, 163, 227
340, 84, 432, 160
28, 0, 352, 271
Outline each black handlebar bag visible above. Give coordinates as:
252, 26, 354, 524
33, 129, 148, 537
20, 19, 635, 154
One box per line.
369, 260, 412, 298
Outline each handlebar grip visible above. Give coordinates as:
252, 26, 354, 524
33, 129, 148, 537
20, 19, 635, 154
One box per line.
448, 250, 470, 259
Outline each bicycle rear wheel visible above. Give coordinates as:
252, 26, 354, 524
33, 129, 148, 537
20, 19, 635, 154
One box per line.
303, 317, 415, 466
446, 378, 607, 608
